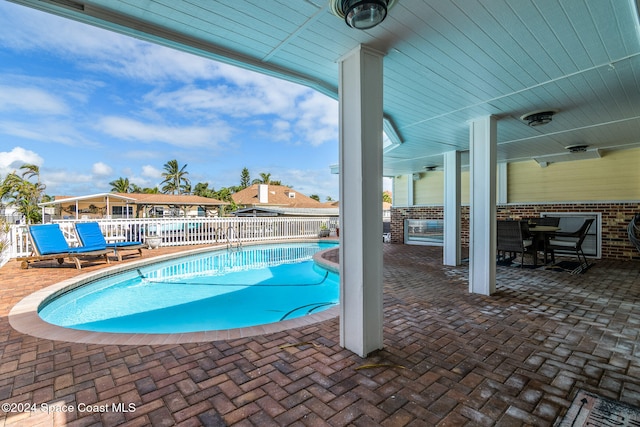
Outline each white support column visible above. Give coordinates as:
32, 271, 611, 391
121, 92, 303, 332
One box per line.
469, 116, 497, 295
338, 45, 384, 357
497, 162, 508, 205
443, 151, 461, 266
407, 174, 414, 206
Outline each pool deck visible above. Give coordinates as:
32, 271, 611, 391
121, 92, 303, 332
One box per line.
1, 243, 640, 425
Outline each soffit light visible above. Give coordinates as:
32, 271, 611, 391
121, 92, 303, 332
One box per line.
329, 0, 397, 30
520, 109, 558, 127
565, 144, 589, 153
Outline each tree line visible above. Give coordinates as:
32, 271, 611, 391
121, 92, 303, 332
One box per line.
108, 160, 291, 201
3, 159, 389, 224
0, 160, 293, 223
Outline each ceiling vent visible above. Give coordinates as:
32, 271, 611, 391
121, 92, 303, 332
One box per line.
565, 144, 589, 153
520, 110, 558, 127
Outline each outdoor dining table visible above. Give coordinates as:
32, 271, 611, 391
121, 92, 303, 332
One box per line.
528, 225, 560, 264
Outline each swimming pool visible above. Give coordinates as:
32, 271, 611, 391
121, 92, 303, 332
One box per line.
38, 242, 339, 334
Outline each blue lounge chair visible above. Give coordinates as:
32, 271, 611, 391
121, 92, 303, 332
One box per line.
17, 224, 110, 269
75, 222, 144, 262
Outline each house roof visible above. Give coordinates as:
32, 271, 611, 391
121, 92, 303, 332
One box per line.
232, 184, 329, 209
39, 193, 137, 206
232, 207, 339, 217
40, 193, 228, 207
113, 193, 229, 206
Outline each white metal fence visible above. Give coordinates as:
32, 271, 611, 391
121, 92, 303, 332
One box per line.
4, 217, 339, 261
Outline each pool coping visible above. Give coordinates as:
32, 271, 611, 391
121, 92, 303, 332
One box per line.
9, 239, 340, 345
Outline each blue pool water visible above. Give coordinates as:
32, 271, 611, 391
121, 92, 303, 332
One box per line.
39, 242, 339, 333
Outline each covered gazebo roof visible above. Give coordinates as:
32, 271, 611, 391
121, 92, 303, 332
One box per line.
39, 192, 229, 220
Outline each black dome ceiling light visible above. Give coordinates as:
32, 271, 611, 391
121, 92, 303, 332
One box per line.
565, 144, 589, 153
520, 109, 559, 127
329, 0, 397, 30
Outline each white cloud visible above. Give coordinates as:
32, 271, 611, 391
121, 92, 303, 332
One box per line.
96, 116, 232, 148
42, 169, 97, 196
253, 167, 339, 201
0, 2, 219, 84
271, 120, 293, 142
141, 165, 162, 179
144, 82, 305, 119
144, 79, 337, 147
0, 120, 95, 147
0, 146, 44, 176
92, 162, 113, 176
0, 85, 69, 115
295, 92, 338, 146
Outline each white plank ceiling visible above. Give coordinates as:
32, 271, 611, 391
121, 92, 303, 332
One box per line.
11, 0, 640, 176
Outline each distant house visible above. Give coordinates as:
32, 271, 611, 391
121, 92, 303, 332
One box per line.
231, 184, 338, 217
39, 192, 229, 220
0, 205, 23, 224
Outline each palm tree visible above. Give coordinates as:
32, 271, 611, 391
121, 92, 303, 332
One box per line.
194, 182, 216, 198
109, 177, 131, 193
0, 164, 47, 224
161, 159, 190, 195
251, 172, 271, 185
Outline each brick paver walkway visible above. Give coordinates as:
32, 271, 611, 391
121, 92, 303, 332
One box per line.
1, 244, 639, 426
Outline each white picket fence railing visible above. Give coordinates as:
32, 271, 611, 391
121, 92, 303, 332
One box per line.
4, 216, 339, 261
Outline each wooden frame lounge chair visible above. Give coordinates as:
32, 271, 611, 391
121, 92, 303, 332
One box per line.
17, 224, 110, 269
75, 222, 144, 262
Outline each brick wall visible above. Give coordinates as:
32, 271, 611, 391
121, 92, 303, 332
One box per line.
391, 202, 640, 260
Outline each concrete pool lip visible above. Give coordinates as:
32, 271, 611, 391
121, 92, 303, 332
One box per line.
9, 239, 340, 345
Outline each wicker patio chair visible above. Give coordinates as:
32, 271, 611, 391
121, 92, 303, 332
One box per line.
496, 220, 536, 267
547, 218, 595, 268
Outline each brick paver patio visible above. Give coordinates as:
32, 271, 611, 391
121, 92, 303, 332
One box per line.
1, 243, 639, 426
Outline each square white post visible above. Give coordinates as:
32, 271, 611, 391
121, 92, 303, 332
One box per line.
497, 162, 508, 204
469, 116, 497, 295
443, 151, 461, 266
338, 45, 384, 357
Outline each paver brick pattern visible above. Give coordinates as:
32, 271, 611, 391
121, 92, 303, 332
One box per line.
1, 244, 640, 426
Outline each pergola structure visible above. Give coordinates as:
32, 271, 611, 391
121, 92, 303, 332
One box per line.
11, 0, 640, 357
39, 193, 228, 219
39, 193, 137, 220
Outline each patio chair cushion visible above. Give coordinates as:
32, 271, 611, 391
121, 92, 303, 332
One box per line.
547, 238, 578, 249
75, 222, 143, 261
29, 224, 71, 255
75, 222, 108, 247
76, 222, 141, 248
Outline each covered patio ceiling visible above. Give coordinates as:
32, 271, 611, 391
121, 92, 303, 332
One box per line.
10, 0, 640, 176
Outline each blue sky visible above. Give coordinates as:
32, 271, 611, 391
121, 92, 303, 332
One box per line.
0, 1, 343, 201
